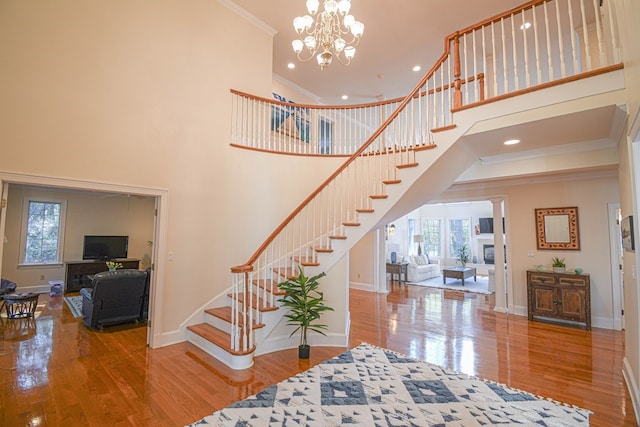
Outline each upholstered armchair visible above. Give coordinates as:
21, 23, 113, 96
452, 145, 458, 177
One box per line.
80, 269, 147, 330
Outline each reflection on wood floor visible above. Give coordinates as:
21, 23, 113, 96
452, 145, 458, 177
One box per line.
0, 283, 636, 426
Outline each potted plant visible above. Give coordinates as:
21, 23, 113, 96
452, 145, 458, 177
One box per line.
278, 267, 334, 359
457, 243, 471, 267
552, 257, 566, 273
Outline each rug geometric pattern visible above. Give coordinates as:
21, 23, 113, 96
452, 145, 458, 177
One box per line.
187, 343, 590, 426
63, 295, 83, 318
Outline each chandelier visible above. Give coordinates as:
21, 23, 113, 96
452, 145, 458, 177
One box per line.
291, 0, 365, 70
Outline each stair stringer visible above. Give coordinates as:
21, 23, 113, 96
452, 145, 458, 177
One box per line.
251, 119, 482, 357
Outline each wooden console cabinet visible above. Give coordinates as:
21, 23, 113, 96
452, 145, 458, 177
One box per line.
64, 259, 140, 293
527, 270, 591, 330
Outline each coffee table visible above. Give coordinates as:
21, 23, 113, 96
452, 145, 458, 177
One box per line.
442, 267, 476, 286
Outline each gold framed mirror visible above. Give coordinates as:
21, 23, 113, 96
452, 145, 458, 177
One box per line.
535, 207, 580, 250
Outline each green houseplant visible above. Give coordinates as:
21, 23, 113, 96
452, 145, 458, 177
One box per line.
552, 256, 566, 273
278, 267, 334, 359
457, 243, 471, 267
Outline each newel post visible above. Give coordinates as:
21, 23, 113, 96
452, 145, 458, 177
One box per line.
453, 33, 462, 109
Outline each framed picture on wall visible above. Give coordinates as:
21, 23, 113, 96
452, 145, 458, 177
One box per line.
621, 215, 634, 251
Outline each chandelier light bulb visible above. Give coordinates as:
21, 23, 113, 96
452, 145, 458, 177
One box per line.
317, 51, 333, 69
351, 21, 364, 37
292, 39, 304, 53
306, 0, 320, 14
293, 16, 306, 33
291, 0, 364, 70
344, 46, 355, 59
337, 0, 351, 15
324, 0, 338, 14
304, 35, 317, 50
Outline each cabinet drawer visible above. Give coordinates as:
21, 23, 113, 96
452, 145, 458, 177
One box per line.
528, 272, 557, 286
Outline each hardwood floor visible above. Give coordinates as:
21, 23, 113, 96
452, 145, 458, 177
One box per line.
0, 284, 636, 426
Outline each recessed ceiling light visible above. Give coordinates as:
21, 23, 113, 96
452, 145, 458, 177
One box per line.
412, 65, 421, 72
504, 139, 520, 145
287, 62, 296, 69
377, 74, 384, 79
520, 22, 531, 30
341, 95, 348, 100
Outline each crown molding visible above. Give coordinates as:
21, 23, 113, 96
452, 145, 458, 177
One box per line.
217, 0, 277, 37
272, 73, 323, 104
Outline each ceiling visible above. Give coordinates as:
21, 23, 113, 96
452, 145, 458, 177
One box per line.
231, 0, 526, 104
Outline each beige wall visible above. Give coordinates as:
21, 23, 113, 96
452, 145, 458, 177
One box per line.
616, 0, 640, 418
2, 185, 155, 287
0, 1, 341, 337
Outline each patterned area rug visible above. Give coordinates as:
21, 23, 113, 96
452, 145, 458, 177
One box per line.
408, 275, 493, 295
188, 343, 590, 426
63, 295, 83, 318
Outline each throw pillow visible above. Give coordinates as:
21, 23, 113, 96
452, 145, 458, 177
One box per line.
425, 253, 431, 264
415, 255, 427, 265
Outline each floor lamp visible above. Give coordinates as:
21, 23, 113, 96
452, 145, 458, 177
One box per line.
414, 235, 424, 256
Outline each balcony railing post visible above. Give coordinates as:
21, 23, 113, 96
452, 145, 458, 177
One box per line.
453, 33, 463, 109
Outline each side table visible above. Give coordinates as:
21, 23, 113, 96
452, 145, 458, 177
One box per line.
386, 263, 408, 284
3, 293, 39, 319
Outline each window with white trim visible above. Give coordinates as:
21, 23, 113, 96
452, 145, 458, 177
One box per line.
448, 218, 471, 258
20, 199, 66, 265
422, 218, 442, 257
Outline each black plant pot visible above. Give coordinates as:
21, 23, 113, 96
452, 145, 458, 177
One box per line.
298, 344, 310, 359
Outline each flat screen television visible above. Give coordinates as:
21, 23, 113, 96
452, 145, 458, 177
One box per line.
82, 235, 129, 260
478, 217, 505, 234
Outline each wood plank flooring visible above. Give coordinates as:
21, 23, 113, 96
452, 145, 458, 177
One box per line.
0, 284, 636, 426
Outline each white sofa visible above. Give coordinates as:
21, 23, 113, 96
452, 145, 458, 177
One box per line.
406, 255, 440, 282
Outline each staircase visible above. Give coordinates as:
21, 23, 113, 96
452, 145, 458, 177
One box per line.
185, 0, 623, 370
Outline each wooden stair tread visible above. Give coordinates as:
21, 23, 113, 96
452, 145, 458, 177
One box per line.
356, 208, 374, 213
397, 162, 419, 169
228, 293, 279, 312
329, 235, 347, 240
253, 279, 285, 295
414, 144, 437, 151
343, 222, 360, 227
383, 179, 401, 185
315, 247, 334, 253
272, 267, 297, 280
370, 194, 388, 199
187, 323, 255, 356
204, 307, 265, 329
431, 124, 456, 133
292, 256, 320, 267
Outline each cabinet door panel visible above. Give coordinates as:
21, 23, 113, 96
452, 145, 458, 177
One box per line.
559, 288, 586, 322
532, 286, 556, 316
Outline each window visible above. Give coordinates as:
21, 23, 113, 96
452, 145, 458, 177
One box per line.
448, 218, 471, 258
422, 218, 441, 257
20, 199, 66, 265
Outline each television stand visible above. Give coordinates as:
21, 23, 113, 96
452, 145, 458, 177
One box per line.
64, 259, 140, 293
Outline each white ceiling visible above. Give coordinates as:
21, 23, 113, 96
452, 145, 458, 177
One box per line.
231, 0, 525, 104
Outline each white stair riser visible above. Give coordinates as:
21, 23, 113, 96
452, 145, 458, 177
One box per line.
185, 329, 254, 370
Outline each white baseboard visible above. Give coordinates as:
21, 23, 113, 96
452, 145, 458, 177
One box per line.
349, 281, 374, 291
512, 305, 528, 317
255, 331, 349, 356
16, 285, 50, 294
623, 357, 640, 426
156, 329, 184, 348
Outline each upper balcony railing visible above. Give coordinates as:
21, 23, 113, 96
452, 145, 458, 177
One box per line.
226, 0, 622, 354
230, 0, 621, 157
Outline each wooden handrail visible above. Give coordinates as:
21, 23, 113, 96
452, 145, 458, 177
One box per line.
231, 72, 483, 113
230, 0, 570, 273
231, 46, 454, 273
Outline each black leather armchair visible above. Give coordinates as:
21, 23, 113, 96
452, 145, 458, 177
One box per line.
80, 269, 147, 330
